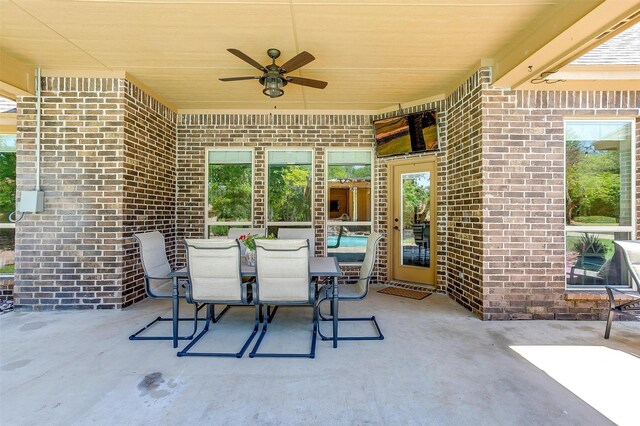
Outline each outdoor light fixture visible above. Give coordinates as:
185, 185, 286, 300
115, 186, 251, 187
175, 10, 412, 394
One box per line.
262, 75, 284, 98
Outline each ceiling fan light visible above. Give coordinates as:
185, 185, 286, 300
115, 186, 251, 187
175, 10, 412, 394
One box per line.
263, 76, 284, 98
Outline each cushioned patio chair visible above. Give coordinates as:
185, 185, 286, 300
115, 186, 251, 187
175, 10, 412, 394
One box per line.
277, 227, 316, 256
177, 239, 258, 357
604, 240, 640, 339
249, 239, 318, 358
130, 231, 201, 341
317, 232, 384, 342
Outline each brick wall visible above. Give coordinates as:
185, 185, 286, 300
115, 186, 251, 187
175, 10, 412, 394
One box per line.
121, 81, 177, 307
443, 71, 487, 314
176, 114, 378, 277
14, 77, 175, 310
481, 77, 640, 320
15, 77, 125, 310
11, 72, 639, 318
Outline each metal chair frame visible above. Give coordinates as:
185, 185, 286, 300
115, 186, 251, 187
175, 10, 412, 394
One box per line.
177, 239, 258, 358
604, 240, 640, 339
317, 232, 384, 342
249, 240, 318, 359
130, 231, 205, 342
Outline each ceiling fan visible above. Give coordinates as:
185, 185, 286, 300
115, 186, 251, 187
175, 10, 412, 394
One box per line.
220, 48, 328, 98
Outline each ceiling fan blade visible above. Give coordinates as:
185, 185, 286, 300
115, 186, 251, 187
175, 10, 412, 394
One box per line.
280, 51, 315, 73
219, 76, 261, 81
227, 48, 267, 72
286, 76, 328, 89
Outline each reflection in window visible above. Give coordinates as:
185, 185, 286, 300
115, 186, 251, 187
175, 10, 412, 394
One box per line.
267, 150, 312, 223
0, 133, 16, 275
564, 120, 635, 287
326, 150, 372, 263
207, 150, 253, 237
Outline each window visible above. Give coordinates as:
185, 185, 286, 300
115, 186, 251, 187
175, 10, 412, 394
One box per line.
565, 120, 636, 288
206, 150, 253, 237
326, 150, 373, 263
0, 133, 16, 276
266, 150, 313, 234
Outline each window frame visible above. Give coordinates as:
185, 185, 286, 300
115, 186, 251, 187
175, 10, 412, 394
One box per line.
563, 118, 637, 290
204, 148, 255, 238
265, 148, 314, 228
325, 148, 375, 264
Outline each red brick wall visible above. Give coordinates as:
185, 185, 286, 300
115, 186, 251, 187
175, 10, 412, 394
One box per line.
11, 72, 639, 318
15, 77, 125, 310
121, 82, 177, 307
14, 77, 175, 310
444, 71, 487, 314
481, 77, 640, 320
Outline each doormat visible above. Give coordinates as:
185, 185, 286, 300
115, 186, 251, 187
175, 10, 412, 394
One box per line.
378, 287, 432, 300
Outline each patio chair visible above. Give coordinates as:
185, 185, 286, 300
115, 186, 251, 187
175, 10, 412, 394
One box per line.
249, 239, 318, 358
277, 227, 316, 256
317, 232, 384, 342
177, 239, 258, 357
227, 227, 266, 255
130, 231, 202, 342
604, 240, 640, 339
412, 223, 429, 260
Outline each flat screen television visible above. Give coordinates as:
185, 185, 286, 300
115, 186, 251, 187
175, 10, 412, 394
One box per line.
373, 109, 438, 157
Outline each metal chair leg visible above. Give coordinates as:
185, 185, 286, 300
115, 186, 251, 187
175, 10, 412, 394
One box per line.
317, 297, 384, 341
177, 304, 259, 358
129, 303, 206, 341
604, 308, 616, 339
249, 305, 317, 358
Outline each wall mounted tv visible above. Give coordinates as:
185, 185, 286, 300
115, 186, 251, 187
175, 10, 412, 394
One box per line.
373, 109, 438, 158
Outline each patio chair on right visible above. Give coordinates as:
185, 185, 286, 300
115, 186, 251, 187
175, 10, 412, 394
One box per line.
317, 232, 384, 342
177, 239, 258, 357
604, 241, 640, 339
249, 239, 318, 358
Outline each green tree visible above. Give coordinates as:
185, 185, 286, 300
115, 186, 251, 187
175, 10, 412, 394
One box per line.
269, 165, 311, 222
208, 164, 252, 221
566, 139, 620, 224
0, 152, 16, 223
328, 165, 371, 181
402, 176, 429, 226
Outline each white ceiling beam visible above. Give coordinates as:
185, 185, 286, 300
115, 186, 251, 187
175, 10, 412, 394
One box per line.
493, 0, 640, 89
0, 51, 34, 98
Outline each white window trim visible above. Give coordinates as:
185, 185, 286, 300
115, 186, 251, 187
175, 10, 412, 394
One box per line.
204, 148, 255, 238
265, 148, 314, 227
563, 118, 637, 290
325, 148, 375, 264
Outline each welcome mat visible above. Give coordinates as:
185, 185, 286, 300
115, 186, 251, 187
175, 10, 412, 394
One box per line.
378, 287, 432, 300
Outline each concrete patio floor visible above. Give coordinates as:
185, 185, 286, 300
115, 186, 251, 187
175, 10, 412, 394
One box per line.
1, 287, 639, 426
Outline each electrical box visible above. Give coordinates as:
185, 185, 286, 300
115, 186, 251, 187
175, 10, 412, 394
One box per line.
19, 190, 45, 213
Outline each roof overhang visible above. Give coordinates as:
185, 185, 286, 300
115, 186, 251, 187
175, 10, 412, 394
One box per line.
493, 0, 640, 90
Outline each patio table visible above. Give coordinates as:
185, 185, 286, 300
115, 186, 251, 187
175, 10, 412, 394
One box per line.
168, 256, 342, 349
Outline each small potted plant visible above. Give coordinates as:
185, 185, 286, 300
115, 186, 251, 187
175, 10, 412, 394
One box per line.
237, 233, 274, 266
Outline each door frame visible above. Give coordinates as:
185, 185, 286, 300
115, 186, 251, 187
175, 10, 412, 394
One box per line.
386, 156, 437, 285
